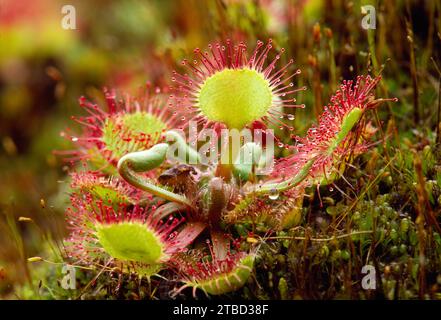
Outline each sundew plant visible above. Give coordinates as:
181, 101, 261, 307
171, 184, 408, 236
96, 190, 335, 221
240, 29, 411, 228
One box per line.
1, 0, 440, 302
60, 40, 396, 297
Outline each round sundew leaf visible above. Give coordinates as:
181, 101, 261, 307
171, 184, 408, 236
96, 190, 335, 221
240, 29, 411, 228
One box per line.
95, 222, 165, 264
80, 184, 132, 205
195, 255, 255, 295
121, 112, 167, 134
102, 112, 167, 160
198, 68, 272, 129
